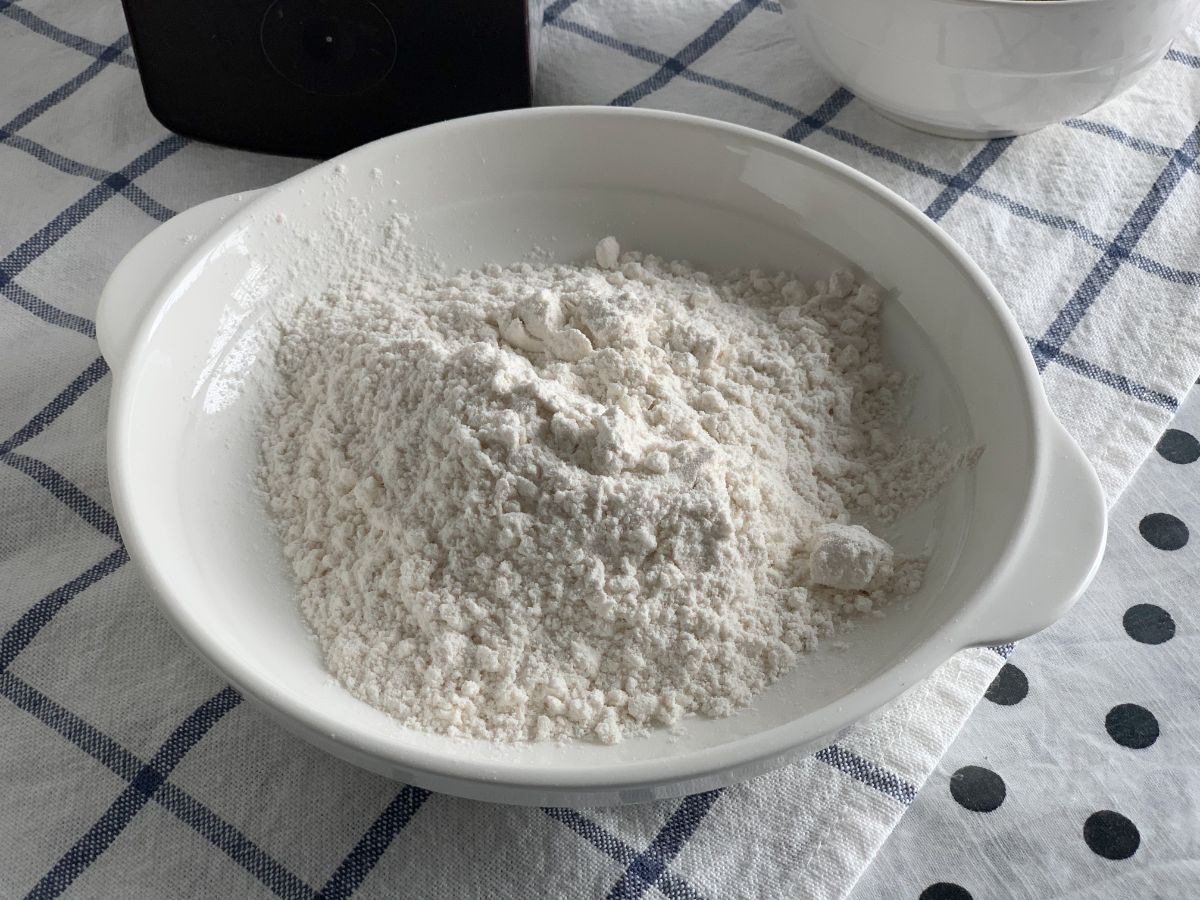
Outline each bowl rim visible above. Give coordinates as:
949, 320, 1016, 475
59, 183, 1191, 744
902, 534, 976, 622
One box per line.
108, 105, 1051, 795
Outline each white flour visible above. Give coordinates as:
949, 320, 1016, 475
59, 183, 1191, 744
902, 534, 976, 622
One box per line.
258, 227, 976, 744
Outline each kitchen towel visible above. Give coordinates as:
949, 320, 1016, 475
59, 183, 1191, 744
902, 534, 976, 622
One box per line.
2, 0, 1199, 897
850, 380, 1200, 898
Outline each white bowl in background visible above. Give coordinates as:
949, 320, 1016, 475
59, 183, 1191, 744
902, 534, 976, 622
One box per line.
97, 107, 1105, 806
782, 0, 1200, 138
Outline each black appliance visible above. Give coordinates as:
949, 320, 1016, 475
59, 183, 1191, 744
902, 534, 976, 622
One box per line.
120, 0, 541, 158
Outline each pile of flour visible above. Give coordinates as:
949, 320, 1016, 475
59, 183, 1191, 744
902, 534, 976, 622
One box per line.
258, 225, 976, 744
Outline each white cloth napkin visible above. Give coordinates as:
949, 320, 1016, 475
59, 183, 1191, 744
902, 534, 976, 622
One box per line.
851, 380, 1200, 899
2, 0, 1199, 897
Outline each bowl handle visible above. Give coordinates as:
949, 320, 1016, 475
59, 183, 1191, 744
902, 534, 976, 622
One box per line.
96, 190, 263, 376
963, 419, 1107, 648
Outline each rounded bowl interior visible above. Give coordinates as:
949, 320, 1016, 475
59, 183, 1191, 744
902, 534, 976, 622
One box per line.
109, 108, 1043, 804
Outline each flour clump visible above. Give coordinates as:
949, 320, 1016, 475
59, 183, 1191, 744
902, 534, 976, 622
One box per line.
808, 524, 894, 591
258, 230, 977, 744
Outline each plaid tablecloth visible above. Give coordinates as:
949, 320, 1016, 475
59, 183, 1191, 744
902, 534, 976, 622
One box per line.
2, 0, 1199, 897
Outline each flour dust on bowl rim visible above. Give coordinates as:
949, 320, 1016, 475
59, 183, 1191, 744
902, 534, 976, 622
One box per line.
97, 107, 1106, 807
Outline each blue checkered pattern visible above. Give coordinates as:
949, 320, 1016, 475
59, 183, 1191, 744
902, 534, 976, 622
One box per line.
3, 0, 1199, 897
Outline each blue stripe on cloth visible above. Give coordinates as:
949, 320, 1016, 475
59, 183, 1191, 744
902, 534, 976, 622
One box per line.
0, 130, 176, 223
820, 120, 1198, 289
969, 182, 1200, 287
544, 808, 638, 864
1028, 338, 1179, 409
610, 0, 765, 107
146, 687, 242, 773
0, 546, 128, 671
991, 644, 1016, 659
925, 138, 1014, 221
0, 134, 188, 334
1125, 251, 1200, 287
781, 87, 856, 143
606, 791, 721, 900
115, 182, 176, 222
314, 786, 432, 900
0, 0, 137, 68
553, 14, 816, 124
543, 808, 703, 900
26, 687, 242, 900
968, 184, 1120, 257
0, 671, 312, 899
0, 356, 108, 455
1, 133, 185, 271
815, 744, 918, 805
1061, 118, 1174, 158
1, 35, 131, 134
551, 17, 679, 69
0, 452, 121, 541
0, 279, 95, 337
822, 120, 1197, 287
1166, 47, 1200, 68
0, 671, 140, 778
1036, 118, 1200, 368
155, 783, 315, 900
0, 129, 111, 180
822, 123, 953, 184
542, 0, 581, 25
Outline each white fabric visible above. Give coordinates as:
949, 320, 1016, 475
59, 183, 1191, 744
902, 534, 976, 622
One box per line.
1, 0, 1199, 897
852, 388, 1200, 899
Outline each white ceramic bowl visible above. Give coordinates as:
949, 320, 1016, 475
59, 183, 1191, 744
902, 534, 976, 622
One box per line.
782, 0, 1200, 138
97, 107, 1104, 806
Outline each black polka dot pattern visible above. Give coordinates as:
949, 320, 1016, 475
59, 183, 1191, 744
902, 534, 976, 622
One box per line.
919, 884, 973, 900
1139, 512, 1189, 550
1123, 603, 1175, 644
1084, 810, 1140, 860
950, 766, 1006, 812
1156, 428, 1200, 464
899, 393, 1195, 892
1105, 704, 1159, 749
985, 663, 1028, 706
